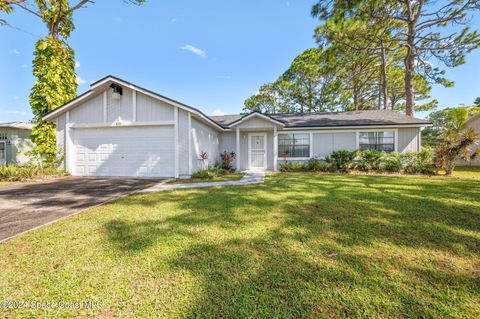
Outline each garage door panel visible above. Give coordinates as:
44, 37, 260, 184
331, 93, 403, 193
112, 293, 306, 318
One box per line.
72, 127, 175, 177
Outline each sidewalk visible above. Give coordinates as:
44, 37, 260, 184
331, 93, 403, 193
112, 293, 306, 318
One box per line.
137, 171, 265, 193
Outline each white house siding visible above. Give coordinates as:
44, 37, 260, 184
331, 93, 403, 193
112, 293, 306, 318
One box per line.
70, 93, 103, 123
136, 92, 174, 122
56, 113, 66, 154
234, 117, 276, 129
397, 127, 420, 152
107, 87, 133, 122
191, 117, 220, 171
310, 132, 356, 158
178, 109, 190, 176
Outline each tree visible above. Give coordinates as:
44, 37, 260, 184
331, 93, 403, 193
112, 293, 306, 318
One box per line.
7, 0, 146, 161
316, 20, 380, 111
312, 0, 480, 116
474, 97, 480, 106
243, 48, 343, 114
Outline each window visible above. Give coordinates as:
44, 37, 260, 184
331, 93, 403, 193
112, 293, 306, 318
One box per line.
279, 133, 310, 158
359, 131, 395, 152
0, 142, 5, 160
0, 133, 7, 140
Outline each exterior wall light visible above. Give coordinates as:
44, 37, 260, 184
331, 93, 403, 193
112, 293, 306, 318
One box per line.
110, 84, 123, 100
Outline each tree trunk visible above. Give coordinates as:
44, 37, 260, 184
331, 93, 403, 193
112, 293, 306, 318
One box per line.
404, 18, 416, 116
380, 42, 388, 110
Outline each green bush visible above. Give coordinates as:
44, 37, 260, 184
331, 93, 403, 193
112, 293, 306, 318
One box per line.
0, 163, 66, 182
191, 167, 223, 180
279, 161, 306, 172
326, 150, 357, 172
379, 152, 402, 173
305, 157, 331, 171
401, 149, 434, 175
355, 149, 384, 171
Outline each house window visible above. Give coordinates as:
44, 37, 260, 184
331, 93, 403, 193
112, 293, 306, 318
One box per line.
0, 133, 7, 140
359, 131, 395, 152
278, 133, 310, 158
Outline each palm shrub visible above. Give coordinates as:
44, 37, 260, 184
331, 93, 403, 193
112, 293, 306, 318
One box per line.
379, 152, 402, 172
305, 157, 331, 171
279, 162, 306, 172
219, 151, 236, 171
0, 163, 66, 182
326, 150, 357, 172
355, 149, 383, 171
400, 150, 434, 175
434, 127, 479, 175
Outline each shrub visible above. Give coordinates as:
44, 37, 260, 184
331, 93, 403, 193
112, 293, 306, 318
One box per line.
279, 162, 306, 172
191, 168, 221, 180
326, 150, 357, 172
401, 150, 434, 175
355, 150, 384, 171
379, 152, 402, 173
0, 163, 66, 182
305, 157, 331, 171
219, 151, 236, 171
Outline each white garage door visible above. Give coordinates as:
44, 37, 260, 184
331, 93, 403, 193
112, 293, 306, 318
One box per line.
73, 126, 175, 177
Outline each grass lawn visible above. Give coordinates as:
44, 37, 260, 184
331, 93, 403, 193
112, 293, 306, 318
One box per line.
167, 172, 244, 184
0, 181, 19, 187
451, 166, 480, 179
1, 172, 479, 318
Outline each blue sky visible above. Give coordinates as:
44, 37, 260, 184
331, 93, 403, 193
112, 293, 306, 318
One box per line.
1, 0, 480, 123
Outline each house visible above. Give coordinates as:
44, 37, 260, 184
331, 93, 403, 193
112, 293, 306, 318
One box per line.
458, 112, 480, 166
0, 122, 35, 166
42, 76, 431, 178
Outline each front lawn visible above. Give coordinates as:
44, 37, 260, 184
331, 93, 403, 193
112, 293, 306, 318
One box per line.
452, 166, 480, 179
1, 173, 479, 318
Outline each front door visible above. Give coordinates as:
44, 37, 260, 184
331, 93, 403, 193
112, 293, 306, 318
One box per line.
249, 133, 267, 170
0, 141, 5, 165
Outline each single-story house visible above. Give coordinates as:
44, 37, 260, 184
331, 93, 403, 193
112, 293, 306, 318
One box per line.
42, 76, 431, 178
457, 112, 480, 166
0, 122, 35, 166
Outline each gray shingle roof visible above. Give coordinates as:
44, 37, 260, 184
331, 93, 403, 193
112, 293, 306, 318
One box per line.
210, 110, 430, 128
0, 122, 34, 130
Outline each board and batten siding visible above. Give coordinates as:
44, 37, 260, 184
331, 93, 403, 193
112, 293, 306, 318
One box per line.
136, 92, 174, 122
69, 93, 103, 123
397, 127, 421, 152
191, 118, 220, 171
177, 109, 190, 176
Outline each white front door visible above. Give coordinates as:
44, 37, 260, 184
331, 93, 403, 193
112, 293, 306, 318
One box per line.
249, 133, 267, 170
0, 141, 6, 165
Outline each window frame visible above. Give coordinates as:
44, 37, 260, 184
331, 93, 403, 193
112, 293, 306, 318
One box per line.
358, 130, 397, 152
278, 133, 311, 159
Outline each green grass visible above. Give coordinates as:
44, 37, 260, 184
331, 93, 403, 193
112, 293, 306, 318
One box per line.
1, 173, 479, 318
0, 181, 19, 187
167, 172, 244, 184
451, 166, 480, 179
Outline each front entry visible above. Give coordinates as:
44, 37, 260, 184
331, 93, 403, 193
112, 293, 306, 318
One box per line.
248, 133, 267, 170
0, 141, 6, 165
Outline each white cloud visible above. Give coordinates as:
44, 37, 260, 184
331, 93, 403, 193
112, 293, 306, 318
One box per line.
75, 61, 81, 68
76, 75, 86, 85
211, 109, 226, 116
5, 110, 27, 115
180, 44, 207, 59
286, 1, 290, 7
11, 49, 20, 55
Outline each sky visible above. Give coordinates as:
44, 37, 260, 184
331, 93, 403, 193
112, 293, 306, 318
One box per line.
1, 0, 480, 123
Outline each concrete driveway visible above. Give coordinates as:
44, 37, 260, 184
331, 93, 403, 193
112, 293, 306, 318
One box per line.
0, 177, 163, 242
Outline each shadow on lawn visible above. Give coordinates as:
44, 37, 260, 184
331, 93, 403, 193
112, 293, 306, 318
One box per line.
103, 173, 480, 317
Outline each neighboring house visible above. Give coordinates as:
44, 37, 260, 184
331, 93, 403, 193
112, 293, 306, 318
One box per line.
42, 76, 431, 178
0, 122, 35, 166
457, 112, 480, 167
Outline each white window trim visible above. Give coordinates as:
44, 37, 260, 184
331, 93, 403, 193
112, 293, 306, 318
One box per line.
247, 132, 267, 170
357, 128, 398, 152
278, 132, 312, 159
